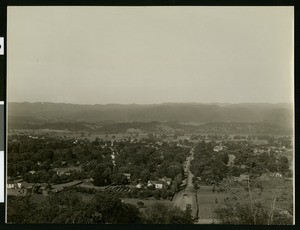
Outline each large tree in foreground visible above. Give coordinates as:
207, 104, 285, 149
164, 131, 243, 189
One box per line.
144, 203, 194, 224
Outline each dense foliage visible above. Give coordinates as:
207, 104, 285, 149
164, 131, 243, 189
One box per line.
190, 141, 229, 184
191, 139, 291, 185
8, 135, 189, 189
7, 191, 193, 224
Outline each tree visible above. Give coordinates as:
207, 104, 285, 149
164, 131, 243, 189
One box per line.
278, 156, 289, 173
140, 169, 150, 183
144, 203, 194, 224
7, 196, 38, 223
184, 204, 194, 223
153, 190, 161, 200
91, 191, 142, 223
111, 173, 128, 185
192, 177, 199, 189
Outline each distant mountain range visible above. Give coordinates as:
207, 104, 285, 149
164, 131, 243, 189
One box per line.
8, 102, 293, 134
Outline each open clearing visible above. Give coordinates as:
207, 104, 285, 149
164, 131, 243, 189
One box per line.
196, 182, 293, 220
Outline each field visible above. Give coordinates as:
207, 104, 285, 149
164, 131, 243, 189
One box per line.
196, 180, 293, 220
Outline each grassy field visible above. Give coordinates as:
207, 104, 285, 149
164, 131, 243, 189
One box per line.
197, 187, 229, 219
196, 180, 293, 219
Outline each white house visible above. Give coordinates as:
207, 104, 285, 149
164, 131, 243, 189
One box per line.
155, 182, 164, 189
123, 173, 131, 181
147, 180, 165, 189
7, 181, 22, 189
136, 183, 143, 189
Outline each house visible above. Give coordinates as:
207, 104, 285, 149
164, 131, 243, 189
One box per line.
275, 172, 283, 178
161, 177, 172, 186
214, 142, 227, 152
154, 181, 164, 189
54, 168, 69, 175
136, 183, 143, 189
7, 181, 20, 189
154, 180, 166, 189
269, 172, 283, 178
213, 146, 223, 152
7, 182, 16, 189
7, 180, 22, 189
147, 180, 166, 189
147, 180, 155, 188
123, 173, 131, 181
53, 166, 81, 176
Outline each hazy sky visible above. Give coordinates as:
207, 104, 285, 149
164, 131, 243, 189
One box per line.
7, 6, 294, 104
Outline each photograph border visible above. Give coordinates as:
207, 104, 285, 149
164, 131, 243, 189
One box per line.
0, 0, 297, 229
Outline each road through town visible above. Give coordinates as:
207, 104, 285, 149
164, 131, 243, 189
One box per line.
173, 147, 198, 219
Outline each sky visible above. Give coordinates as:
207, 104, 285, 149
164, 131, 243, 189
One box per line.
7, 6, 294, 105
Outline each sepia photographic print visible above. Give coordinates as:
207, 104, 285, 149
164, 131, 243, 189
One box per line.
6, 6, 294, 224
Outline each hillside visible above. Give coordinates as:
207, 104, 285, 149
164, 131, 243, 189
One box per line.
8, 102, 293, 135
8, 102, 293, 126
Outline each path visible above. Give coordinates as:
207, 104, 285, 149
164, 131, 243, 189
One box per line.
173, 147, 198, 219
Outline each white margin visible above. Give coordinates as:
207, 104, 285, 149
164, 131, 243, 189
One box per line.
0, 151, 3, 203
0, 102, 4, 204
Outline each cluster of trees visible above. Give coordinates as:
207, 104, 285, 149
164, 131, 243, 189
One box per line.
268, 136, 292, 148
92, 142, 189, 193
8, 135, 114, 184
113, 142, 189, 182
8, 135, 190, 198
7, 191, 142, 224
144, 203, 193, 224
233, 149, 291, 176
190, 139, 291, 185
7, 191, 193, 224
190, 141, 229, 184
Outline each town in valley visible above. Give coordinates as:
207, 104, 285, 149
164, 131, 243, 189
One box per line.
6, 103, 293, 224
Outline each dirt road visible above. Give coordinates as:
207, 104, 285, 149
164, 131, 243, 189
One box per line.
173, 148, 198, 218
